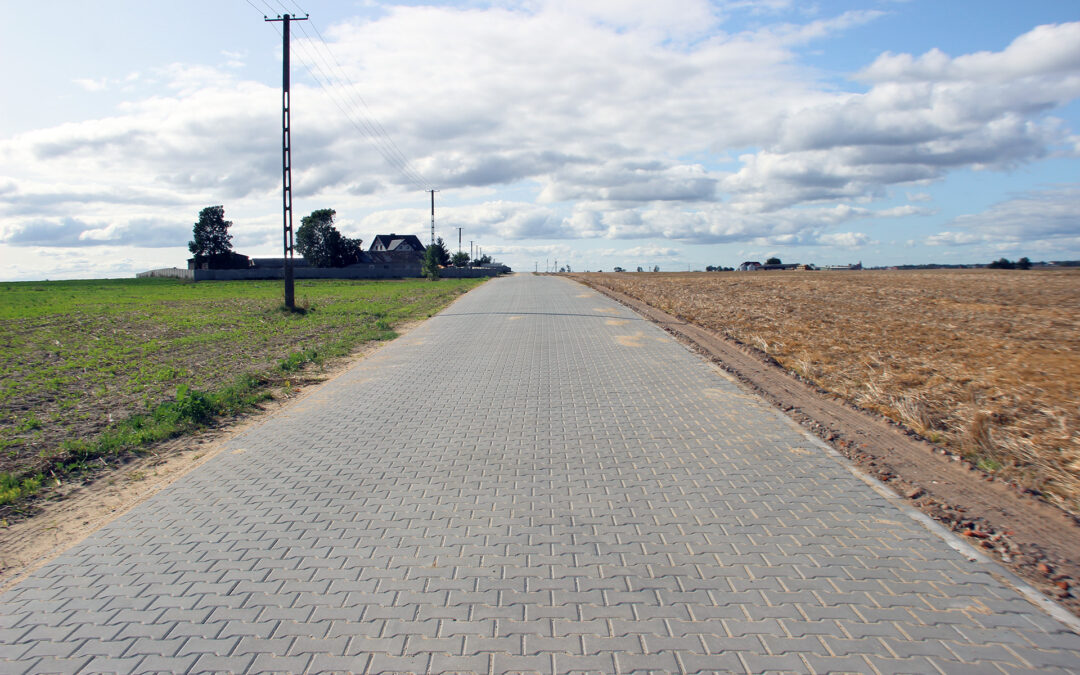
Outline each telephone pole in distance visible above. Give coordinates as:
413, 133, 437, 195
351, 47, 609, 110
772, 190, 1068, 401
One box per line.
428, 189, 439, 246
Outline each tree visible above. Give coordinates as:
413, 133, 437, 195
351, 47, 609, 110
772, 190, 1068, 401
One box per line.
1017, 256, 1032, 270
295, 209, 362, 267
451, 251, 470, 267
766, 257, 782, 265
471, 254, 492, 267
430, 237, 451, 266
422, 244, 441, 280
188, 205, 233, 257
987, 257, 1015, 270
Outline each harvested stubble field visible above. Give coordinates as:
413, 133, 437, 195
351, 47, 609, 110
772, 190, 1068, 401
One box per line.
577, 269, 1080, 515
0, 277, 483, 508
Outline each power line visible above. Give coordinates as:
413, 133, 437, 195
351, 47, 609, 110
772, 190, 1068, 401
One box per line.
287, 20, 432, 190
300, 19, 430, 189
246, 0, 435, 197
246, 0, 433, 191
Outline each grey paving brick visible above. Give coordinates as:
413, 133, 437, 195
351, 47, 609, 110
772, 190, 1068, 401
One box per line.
78, 655, 146, 675
131, 653, 200, 672
0, 275, 1077, 675
9, 656, 90, 675
190, 652, 257, 673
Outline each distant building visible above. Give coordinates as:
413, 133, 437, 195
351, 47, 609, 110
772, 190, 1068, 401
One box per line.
738, 261, 762, 271
369, 234, 426, 253
822, 262, 863, 271
187, 252, 251, 270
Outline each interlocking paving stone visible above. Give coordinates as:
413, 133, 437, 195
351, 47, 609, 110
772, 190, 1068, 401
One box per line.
2, 274, 1079, 674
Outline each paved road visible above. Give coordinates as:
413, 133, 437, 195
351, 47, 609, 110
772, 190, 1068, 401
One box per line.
2, 274, 1078, 674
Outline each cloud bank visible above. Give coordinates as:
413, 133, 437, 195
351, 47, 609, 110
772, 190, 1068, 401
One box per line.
1, 3, 1078, 277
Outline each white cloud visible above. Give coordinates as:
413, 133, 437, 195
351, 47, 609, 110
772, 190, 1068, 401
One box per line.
860, 22, 1080, 83
818, 231, 875, 248
2, 6, 1079, 279
944, 184, 1080, 242
73, 77, 109, 92
925, 231, 989, 246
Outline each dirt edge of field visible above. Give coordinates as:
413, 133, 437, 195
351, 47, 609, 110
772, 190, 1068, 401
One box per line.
0, 319, 427, 594
573, 276, 1080, 619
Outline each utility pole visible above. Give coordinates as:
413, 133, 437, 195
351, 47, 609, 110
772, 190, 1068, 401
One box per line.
457, 227, 463, 254
428, 189, 439, 246
265, 12, 307, 310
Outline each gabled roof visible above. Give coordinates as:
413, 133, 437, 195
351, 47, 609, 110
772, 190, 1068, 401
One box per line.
369, 234, 425, 252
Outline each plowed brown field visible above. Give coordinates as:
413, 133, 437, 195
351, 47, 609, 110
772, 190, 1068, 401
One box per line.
574, 269, 1080, 516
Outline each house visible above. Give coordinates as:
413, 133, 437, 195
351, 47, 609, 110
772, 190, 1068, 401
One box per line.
738, 261, 762, 271
369, 234, 426, 253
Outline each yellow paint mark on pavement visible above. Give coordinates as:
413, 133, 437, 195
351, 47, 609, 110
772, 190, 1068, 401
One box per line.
789, 447, 813, 456
232, 448, 247, 455
616, 332, 646, 347
508, 316, 523, 321
606, 319, 629, 326
594, 307, 619, 314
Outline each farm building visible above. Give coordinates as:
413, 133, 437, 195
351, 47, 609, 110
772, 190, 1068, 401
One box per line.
738, 261, 762, 271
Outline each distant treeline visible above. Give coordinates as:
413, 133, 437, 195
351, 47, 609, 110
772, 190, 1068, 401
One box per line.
881, 260, 1079, 270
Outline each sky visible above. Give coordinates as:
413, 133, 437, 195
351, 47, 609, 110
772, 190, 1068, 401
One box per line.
0, 0, 1078, 279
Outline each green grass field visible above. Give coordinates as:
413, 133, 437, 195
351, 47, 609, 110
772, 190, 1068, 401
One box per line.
0, 276, 484, 507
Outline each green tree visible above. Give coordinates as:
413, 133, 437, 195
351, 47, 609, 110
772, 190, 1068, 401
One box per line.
1017, 256, 1032, 270
766, 257, 781, 265
987, 257, 1015, 270
295, 209, 363, 267
422, 244, 442, 280
188, 205, 233, 257
451, 251, 470, 267
431, 237, 451, 266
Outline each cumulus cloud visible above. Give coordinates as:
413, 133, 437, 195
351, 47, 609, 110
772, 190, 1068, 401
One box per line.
818, 231, 875, 248
1, 217, 189, 248
1, 5, 1078, 278
935, 185, 1080, 247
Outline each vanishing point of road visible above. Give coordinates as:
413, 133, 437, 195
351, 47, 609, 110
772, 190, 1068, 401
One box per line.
2, 273, 1079, 674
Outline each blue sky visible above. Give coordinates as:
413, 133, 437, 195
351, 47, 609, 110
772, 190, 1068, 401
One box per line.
1, 0, 1078, 278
